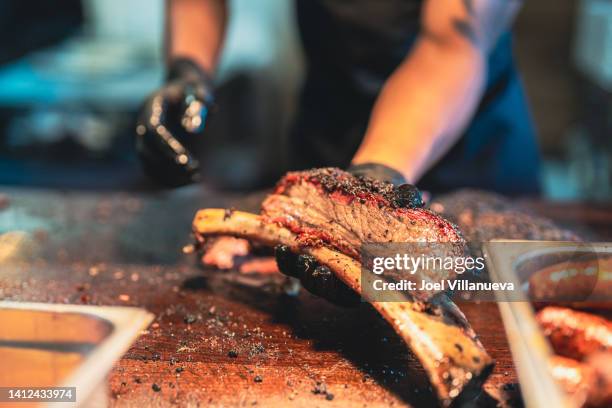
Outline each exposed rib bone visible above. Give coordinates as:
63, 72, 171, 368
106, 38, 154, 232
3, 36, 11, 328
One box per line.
193, 209, 493, 405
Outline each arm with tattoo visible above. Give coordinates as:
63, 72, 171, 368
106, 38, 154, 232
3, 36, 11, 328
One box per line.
352, 0, 523, 183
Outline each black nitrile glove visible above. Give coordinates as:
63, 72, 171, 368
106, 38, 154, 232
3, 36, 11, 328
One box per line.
275, 244, 361, 306
275, 163, 424, 306
136, 58, 215, 187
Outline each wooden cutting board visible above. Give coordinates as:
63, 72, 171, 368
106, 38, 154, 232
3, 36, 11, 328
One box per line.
1, 188, 610, 407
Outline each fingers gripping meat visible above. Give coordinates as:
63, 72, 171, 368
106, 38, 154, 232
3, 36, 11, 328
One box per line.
193, 209, 493, 406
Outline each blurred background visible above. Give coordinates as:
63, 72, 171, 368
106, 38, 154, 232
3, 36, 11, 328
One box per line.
0, 0, 610, 200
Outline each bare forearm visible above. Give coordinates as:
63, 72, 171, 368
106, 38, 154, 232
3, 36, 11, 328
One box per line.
165, 0, 227, 74
352, 0, 522, 183
352, 39, 486, 183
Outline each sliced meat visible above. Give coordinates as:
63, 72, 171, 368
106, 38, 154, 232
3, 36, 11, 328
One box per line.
584, 352, 612, 407
529, 257, 612, 304
262, 168, 466, 291
262, 168, 464, 260
549, 355, 593, 407
200, 237, 250, 269
193, 209, 493, 407
550, 353, 612, 408
536, 306, 612, 360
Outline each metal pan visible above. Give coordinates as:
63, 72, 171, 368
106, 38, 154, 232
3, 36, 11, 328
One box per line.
0, 301, 153, 407
483, 240, 612, 408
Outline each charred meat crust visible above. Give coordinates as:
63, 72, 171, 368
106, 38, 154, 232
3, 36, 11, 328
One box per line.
275, 168, 400, 208
264, 168, 464, 261
192, 209, 493, 406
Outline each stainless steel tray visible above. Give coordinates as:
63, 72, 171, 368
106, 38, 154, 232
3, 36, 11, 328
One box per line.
483, 240, 612, 408
0, 301, 153, 407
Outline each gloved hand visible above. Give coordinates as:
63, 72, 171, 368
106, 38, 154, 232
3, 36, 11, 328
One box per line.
136, 58, 215, 187
274, 163, 424, 306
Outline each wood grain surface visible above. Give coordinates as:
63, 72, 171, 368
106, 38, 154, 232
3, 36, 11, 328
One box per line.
0, 188, 610, 407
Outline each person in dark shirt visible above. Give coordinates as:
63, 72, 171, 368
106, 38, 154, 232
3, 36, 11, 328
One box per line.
137, 0, 539, 196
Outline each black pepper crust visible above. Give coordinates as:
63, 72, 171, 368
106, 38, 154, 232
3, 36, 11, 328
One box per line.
285, 167, 402, 207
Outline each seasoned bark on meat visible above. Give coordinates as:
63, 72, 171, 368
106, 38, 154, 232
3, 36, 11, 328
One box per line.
193, 209, 493, 406
263, 168, 464, 260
